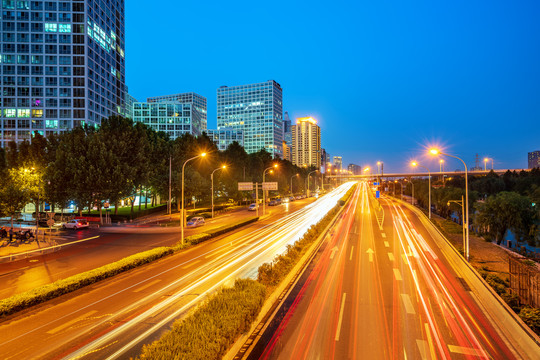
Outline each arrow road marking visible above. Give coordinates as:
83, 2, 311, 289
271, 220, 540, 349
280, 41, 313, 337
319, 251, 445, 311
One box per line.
330, 246, 339, 259
366, 248, 374, 262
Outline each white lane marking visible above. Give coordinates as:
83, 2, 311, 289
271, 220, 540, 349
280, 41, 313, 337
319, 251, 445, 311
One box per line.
330, 246, 339, 259
381, 233, 386, 238
366, 248, 374, 262
133, 279, 161, 293
402, 254, 409, 265
47, 310, 98, 335
388, 252, 395, 261
384, 241, 389, 248
335, 293, 347, 341
393, 268, 402, 281
400, 294, 416, 314
416, 339, 429, 360
349, 246, 354, 261
448, 345, 483, 356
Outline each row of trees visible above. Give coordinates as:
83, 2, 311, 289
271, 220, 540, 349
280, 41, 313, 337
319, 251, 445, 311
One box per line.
392, 170, 540, 247
0, 116, 324, 222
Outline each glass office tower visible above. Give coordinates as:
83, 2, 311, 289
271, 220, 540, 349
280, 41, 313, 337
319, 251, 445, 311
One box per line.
217, 80, 283, 158
0, 0, 126, 147
147, 92, 207, 132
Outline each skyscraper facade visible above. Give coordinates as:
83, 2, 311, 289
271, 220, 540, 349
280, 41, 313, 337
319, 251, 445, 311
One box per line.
147, 92, 207, 132
0, 0, 126, 147
132, 100, 204, 139
292, 116, 321, 168
333, 156, 342, 170
348, 163, 361, 175
283, 111, 292, 146
217, 80, 283, 157
529, 151, 540, 169
206, 128, 244, 151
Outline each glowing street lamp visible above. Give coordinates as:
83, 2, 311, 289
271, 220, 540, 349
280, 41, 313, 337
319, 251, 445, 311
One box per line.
211, 165, 226, 218
411, 161, 431, 219
262, 164, 278, 215
307, 170, 318, 197
181, 152, 206, 244
430, 148, 470, 261
484, 157, 493, 171
290, 173, 299, 195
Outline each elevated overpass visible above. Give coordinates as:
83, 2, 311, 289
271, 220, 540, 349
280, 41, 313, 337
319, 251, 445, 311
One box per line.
325, 168, 531, 179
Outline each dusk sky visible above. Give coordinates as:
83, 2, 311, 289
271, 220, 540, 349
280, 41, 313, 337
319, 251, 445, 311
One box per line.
126, 0, 540, 172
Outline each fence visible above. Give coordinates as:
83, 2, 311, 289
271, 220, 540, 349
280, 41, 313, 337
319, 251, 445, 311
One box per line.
508, 254, 540, 308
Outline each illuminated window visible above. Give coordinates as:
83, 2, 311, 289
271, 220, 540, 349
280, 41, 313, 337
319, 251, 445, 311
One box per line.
4, 109, 16, 117
45, 120, 58, 129
45, 23, 57, 32
17, 109, 30, 118
59, 24, 71, 33
32, 109, 43, 117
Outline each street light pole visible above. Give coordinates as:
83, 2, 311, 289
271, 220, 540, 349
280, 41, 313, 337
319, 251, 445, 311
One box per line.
431, 149, 469, 261
168, 155, 172, 216
307, 170, 318, 197
412, 162, 431, 219
211, 165, 226, 218
181, 153, 206, 245
448, 196, 465, 256
290, 173, 298, 195
262, 164, 277, 216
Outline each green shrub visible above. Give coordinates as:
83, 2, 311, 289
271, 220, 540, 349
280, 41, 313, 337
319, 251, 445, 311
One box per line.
501, 292, 521, 313
518, 307, 540, 334
138, 279, 266, 360
0, 247, 172, 317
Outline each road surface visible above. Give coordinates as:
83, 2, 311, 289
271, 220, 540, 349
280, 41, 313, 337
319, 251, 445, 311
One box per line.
252, 182, 521, 360
0, 185, 353, 359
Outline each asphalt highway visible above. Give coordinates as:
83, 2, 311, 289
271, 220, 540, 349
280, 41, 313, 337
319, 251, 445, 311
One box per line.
0, 201, 313, 299
0, 185, 354, 359
254, 182, 520, 360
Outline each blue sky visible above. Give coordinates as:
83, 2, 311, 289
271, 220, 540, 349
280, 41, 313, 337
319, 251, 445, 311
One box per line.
126, 0, 540, 172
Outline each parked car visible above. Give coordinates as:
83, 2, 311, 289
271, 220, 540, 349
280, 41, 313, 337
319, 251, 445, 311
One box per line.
295, 195, 303, 200
289, 196, 296, 202
248, 203, 258, 211
62, 219, 89, 230
268, 200, 277, 206
187, 216, 205, 227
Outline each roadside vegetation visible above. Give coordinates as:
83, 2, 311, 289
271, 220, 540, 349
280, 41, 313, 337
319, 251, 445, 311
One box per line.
0, 217, 257, 317
136, 184, 357, 359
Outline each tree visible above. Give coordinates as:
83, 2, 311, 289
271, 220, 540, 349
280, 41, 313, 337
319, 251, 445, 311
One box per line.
475, 192, 538, 246
0, 169, 34, 228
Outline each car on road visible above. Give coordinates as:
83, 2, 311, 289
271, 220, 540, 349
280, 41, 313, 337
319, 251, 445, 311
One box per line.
268, 200, 277, 206
248, 203, 258, 211
62, 219, 89, 230
186, 216, 205, 227
289, 196, 295, 202
295, 195, 303, 200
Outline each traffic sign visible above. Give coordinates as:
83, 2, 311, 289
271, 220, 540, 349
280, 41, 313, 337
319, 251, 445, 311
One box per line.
103, 202, 110, 208
238, 182, 254, 191
47, 212, 55, 219
373, 182, 379, 185
262, 182, 278, 191
46, 219, 55, 227
376, 190, 380, 198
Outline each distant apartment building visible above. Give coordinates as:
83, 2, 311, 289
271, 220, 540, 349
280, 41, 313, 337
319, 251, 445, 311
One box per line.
333, 156, 343, 170
283, 141, 291, 162
124, 93, 137, 119
292, 117, 321, 168
0, 0, 127, 147
217, 80, 283, 157
206, 128, 244, 151
348, 163, 362, 175
320, 148, 327, 171
283, 111, 292, 145
147, 92, 207, 131
132, 101, 203, 139
529, 151, 540, 169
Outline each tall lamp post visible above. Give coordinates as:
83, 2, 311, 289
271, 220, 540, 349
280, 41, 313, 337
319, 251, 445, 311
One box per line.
411, 161, 431, 219
262, 164, 278, 216
448, 196, 466, 255
211, 165, 226, 218
181, 152, 206, 244
307, 170, 318, 197
430, 148, 469, 261
484, 157, 493, 171
290, 173, 299, 195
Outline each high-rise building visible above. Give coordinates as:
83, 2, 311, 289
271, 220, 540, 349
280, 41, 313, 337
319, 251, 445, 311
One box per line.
325, 152, 332, 168
217, 80, 283, 157
0, 0, 126, 147
132, 101, 204, 139
206, 128, 244, 151
147, 92, 207, 132
283, 141, 291, 162
283, 111, 292, 147
333, 156, 343, 170
348, 163, 361, 175
529, 151, 540, 169
124, 93, 137, 119
320, 148, 327, 171
292, 116, 321, 168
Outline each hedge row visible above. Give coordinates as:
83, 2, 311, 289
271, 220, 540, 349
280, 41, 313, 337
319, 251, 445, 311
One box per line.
0, 217, 259, 318
258, 184, 357, 288
138, 279, 266, 360
0, 247, 173, 317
